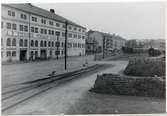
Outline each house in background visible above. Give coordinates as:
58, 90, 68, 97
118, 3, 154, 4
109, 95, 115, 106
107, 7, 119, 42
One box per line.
86, 30, 126, 55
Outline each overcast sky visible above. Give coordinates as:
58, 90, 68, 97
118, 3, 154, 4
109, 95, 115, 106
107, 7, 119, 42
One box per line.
34, 2, 165, 40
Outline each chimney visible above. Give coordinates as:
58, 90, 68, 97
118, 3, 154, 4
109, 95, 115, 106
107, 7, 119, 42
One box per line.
50, 9, 55, 13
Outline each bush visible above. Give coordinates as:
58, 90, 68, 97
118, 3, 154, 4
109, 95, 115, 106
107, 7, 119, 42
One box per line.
124, 58, 165, 76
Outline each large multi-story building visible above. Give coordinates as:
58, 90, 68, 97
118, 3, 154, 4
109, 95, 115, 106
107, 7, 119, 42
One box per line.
1, 3, 86, 62
86, 30, 126, 54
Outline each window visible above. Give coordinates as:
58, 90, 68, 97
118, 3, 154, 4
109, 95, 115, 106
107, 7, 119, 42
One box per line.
68, 26, 72, 30
55, 51, 60, 55
40, 28, 44, 34
44, 41, 47, 47
31, 40, 34, 47
24, 26, 28, 32
19, 39, 23, 46
78, 28, 81, 32
1, 22, 3, 29
20, 14, 27, 20
56, 23, 60, 27
31, 27, 34, 32
68, 33, 72, 38
48, 30, 52, 35
1, 52, 3, 58
73, 43, 77, 48
62, 24, 65, 28
44, 29, 47, 34
55, 31, 59, 36
8, 10, 11, 16
40, 41, 43, 47
55, 41, 60, 47
24, 40, 28, 47
1, 38, 3, 46
62, 32, 65, 37
7, 23, 11, 29
82, 36, 85, 39
74, 27, 77, 31
82, 29, 85, 32
48, 41, 51, 47
52, 30, 54, 35
12, 24, 17, 30
7, 38, 11, 46
61, 50, 64, 55
41, 19, 46, 24
52, 41, 54, 47
68, 42, 72, 48
12, 51, 16, 56
7, 51, 11, 57
8, 10, 15, 17
78, 35, 81, 39
32, 17, 37, 22
49, 21, 54, 25
20, 25, 24, 31
12, 12, 15, 17
35, 40, 38, 47
78, 43, 81, 48
12, 38, 16, 46
50, 50, 52, 56
61, 42, 64, 47
73, 34, 77, 38
35, 27, 38, 33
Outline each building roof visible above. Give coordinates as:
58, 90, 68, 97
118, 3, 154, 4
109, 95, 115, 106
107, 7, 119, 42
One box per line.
2, 3, 86, 29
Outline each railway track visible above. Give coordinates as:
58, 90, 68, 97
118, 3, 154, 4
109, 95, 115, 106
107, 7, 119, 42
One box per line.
2, 64, 109, 112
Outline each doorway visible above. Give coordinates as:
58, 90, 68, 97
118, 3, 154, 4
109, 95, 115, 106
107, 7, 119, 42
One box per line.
20, 50, 27, 61
40, 50, 47, 59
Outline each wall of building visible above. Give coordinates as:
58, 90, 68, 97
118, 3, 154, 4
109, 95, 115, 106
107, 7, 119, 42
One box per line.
1, 5, 86, 62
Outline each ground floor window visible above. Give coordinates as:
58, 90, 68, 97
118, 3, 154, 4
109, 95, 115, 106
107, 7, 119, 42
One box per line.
50, 50, 52, 56
61, 50, 64, 55
12, 51, 16, 56
35, 51, 38, 57
55, 50, 60, 55
7, 51, 11, 57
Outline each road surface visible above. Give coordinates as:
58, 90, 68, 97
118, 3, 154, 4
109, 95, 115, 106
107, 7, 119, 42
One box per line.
3, 60, 165, 115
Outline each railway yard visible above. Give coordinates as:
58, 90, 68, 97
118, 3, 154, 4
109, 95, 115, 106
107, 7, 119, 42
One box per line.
1, 54, 165, 115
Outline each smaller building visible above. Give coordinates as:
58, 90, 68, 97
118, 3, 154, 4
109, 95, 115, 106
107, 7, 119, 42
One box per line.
86, 30, 126, 54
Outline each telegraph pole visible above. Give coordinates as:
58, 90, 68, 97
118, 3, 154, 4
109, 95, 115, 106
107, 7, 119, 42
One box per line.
64, 21, 68, 70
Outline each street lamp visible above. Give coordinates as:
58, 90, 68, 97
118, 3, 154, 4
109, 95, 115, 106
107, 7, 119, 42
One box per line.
56, 31, 60, 60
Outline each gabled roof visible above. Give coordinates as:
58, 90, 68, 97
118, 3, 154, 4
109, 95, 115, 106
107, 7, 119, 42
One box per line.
2, 3, 86, 29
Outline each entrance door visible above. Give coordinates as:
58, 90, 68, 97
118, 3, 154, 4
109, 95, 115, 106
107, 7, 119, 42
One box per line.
20, 50, 27, 61
40, 50, 47, 59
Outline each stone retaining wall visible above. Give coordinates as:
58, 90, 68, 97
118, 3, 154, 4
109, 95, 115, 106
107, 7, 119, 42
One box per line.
90, 74, 165, 98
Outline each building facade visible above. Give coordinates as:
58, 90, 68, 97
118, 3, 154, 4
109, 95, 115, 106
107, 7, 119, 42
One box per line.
86, 30, 126, 54
1, 4, 86, 62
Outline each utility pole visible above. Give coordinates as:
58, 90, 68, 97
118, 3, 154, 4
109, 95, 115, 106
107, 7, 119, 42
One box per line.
64, 21, 68, 70
56, 31, 60, 60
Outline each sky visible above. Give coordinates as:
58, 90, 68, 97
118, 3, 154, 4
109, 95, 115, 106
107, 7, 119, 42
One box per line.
34, 2, 165, 40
